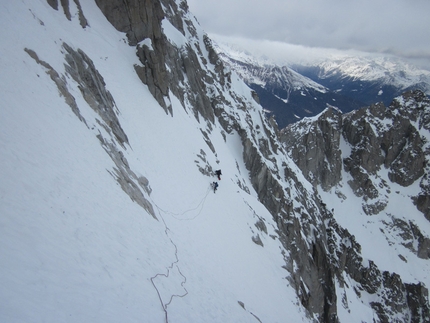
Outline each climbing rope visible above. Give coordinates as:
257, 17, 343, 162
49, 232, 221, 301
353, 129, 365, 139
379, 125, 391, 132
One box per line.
152, 185, 212, 221
147, 184, 212, 322
149, 208, 189, 323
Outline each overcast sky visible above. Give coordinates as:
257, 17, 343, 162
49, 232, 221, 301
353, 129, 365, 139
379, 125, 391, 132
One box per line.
186, 0, 430, 68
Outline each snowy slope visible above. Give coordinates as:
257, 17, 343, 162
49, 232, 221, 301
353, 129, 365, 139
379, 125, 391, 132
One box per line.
0, 1, 306, 322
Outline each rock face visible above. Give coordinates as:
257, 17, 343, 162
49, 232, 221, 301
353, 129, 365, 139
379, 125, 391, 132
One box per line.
281, 90, 430, 321
43, 0, 430, 322
283, 90, 430, 218
342, 96, 426, 189
94, 0, 164, 46
95, 0, 171, 112
26, 40, 156, 218
95, 0, 224, 123
281, 107, 343, 191
63, 43, 129, 146
47, 0, 88, 27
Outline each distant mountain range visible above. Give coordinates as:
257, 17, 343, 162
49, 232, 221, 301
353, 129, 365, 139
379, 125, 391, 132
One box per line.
214, 42, 430, 129
293, 55, 430, 105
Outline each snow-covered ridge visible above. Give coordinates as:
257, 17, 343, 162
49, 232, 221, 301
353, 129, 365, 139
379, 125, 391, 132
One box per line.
299, 55, 430, 92
214, 41, 328, 93
214, 40, 430, 96
212, 40, 369, 128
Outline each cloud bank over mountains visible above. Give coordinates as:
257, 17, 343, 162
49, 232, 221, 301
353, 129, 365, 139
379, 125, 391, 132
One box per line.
187, 0, 430, 69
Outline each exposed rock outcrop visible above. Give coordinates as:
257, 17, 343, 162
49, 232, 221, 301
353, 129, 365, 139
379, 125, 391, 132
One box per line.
281, 107, 343, 191
26, 41, 155, 218
94, 0, 164, 46
283, 90, 430, 220
63, 43, 129, 146
95, 0, 171, 112
95, 0, 224, 123
47, 0, 88, 28
281, 90, 430, 320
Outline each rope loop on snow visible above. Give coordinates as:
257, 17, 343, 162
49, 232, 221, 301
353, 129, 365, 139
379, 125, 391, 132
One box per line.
153, 185, 212, 221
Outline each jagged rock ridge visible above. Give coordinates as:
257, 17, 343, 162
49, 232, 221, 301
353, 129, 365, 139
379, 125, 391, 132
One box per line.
282, 90, 430, 321
282, 90, 430, 221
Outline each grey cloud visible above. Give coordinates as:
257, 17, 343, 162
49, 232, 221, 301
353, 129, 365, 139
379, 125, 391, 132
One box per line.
187, 0, 430, 66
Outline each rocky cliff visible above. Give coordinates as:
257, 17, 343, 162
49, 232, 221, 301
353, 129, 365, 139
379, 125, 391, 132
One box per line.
282, 90, 430, 221
282, 90, 430, 321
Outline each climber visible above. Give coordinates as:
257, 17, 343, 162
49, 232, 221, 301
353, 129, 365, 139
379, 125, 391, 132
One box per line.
212, 181, 219, 193
215, 169, 222, 180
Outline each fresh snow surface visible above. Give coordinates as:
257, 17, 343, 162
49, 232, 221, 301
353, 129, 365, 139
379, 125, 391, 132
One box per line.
0, 1, 306, 322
